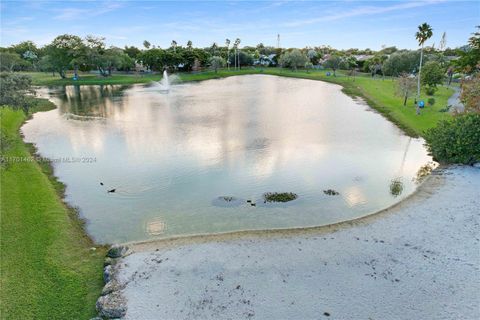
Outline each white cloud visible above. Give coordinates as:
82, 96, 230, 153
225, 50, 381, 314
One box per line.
284, 0, 447, 27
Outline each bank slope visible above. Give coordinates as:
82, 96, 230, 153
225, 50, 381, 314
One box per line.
0, 106, 105, 319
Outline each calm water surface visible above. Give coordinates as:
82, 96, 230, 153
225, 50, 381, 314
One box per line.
23, 75, 432, 243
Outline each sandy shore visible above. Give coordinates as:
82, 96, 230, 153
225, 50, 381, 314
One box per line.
112, 166, 479, 320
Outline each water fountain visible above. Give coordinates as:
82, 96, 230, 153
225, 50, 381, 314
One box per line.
151, 70, 170, 93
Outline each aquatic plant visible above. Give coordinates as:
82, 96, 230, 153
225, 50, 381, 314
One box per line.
323, 189, 340, 196
390, 179, 404, 197
263, 192, 298, 203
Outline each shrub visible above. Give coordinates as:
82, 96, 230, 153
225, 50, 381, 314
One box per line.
0, 72, 36, 113
424, 85, 437, 96
424, 113, 480, 164
427, 97, 435, 106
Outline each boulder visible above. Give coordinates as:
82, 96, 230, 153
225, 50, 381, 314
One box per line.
96, 292, 127, 319
102, 279, 124, 296
104, 257, 115, 267
107, 245, 129, 258
103, 265, 113, 283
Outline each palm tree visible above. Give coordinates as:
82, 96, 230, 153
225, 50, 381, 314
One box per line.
234, 38, 241, 70
225, 39, 230, 69
187, 40, 192, 50
171, 40, 177, 52
415, 23, 433, 97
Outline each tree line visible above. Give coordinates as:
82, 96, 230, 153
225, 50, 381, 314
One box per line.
0, 26, 478, 81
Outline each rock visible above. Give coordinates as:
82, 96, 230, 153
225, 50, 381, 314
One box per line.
89, 317, 102, 320
104, 257, 115, 267
96, 292, 127, 319
473, 163, 480, 168
104, 265, 113, 283
107, 245, 129, 258
102, 279, 124, 296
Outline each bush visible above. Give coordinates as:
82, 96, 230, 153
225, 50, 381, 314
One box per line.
0, 72, 35, 112
427, 97, 435, 106
424, 113, 480, 164
424, 85, 437, 96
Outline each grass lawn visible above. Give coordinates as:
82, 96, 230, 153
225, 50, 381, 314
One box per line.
28, 68, 454, 137
0, 101, 106, 319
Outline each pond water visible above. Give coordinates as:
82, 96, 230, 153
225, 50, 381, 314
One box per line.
22, 75, 433, 244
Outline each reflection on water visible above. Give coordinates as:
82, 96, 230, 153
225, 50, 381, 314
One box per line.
25, 75, 434, 243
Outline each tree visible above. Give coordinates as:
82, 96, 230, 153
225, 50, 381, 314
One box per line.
45, 34, 84, 78
225, 39, 230, 69
382, 51, 421, 76
209, 56, 225, 73
307, 49, 318, 64
421, 61, 444, 94
396, 73, 416, 106
124, 46, 141, 59
233, 38, 241, 70
415, 23, 433, 97
454, 26, 480, 74
143, 40, 151, 49
324, 54, 342, 76
460, 74, 480, 113
0, 52, 24, 71
0, 73, 35, 112
278, 49, 308, 71
187, 40, 193, 50
235, 51, 253, 68
171, 40, 177, 52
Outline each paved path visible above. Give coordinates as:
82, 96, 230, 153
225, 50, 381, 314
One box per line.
447, 86, 464, 113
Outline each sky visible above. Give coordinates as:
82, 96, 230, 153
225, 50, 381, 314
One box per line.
1, 0, 479, 50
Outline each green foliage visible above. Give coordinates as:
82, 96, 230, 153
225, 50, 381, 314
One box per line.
424, 113, 480, 164
427, 97, 435, 106
421, 61, 444, 88
416, 23, 433, 47
0, 73, 35, 112
208, 56, 226, 73
460, 73, 480, 113
278, 49, 308, 70
263, 192, 298, 203
383, 51, 420, 76
395, 73, 416, 106
324, 54, 342, 75
454, 26, 480, 74
0, 51, 27, 71
424, 85, 438, 96
45, 34, 84, 78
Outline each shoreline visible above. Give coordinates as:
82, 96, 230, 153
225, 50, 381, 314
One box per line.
106, 165, 479, 320
127, 166, 444, 252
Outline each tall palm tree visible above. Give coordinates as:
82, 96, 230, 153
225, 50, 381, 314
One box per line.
225, 39, 230, 69
234, 38, 241, 70
415, 23, 433, 97
187, 40, 192, 50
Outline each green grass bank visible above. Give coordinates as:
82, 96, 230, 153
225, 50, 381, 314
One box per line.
0, 101, 106, 319
27, 68, 454, 137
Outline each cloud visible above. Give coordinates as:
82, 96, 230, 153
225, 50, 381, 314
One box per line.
284, 0, 447, 27
53, 1, 124, 20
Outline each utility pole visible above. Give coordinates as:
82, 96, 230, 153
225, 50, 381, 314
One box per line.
277, 34, 280, 49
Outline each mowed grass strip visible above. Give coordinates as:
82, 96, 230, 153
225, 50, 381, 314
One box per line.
0, 103, 106, 319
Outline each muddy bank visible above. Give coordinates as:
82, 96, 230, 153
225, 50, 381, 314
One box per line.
108, 166, 480, 320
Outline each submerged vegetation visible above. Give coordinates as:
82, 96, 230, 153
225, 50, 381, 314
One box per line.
323, 189, 340, 196
263, 192, 298, 203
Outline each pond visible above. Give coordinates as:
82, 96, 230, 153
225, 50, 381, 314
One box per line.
22, 75, 433, 244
